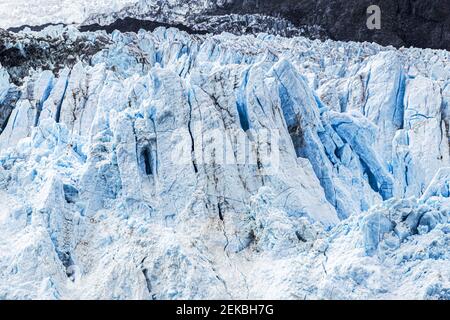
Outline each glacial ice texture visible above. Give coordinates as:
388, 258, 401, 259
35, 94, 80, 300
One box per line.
0, 0, 139, 29
0, 26, 449, 299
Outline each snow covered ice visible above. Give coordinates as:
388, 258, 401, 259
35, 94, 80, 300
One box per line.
0, 24, 449, 299
0, 0, 139, 29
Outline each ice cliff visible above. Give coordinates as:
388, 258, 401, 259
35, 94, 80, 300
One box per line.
0, 26, 449, 299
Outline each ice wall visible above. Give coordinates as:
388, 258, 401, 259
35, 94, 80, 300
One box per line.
0, 26, 448, 299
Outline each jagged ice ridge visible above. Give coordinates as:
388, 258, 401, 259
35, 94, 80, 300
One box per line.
0, 26, 449, 299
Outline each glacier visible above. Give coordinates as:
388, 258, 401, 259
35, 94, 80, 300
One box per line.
0, 25, 449, 300
0, 0, 138, 29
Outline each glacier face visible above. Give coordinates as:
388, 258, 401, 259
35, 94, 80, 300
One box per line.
0, 25, 449, 299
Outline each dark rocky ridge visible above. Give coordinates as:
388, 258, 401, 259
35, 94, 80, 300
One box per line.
204, 0, 450, 50
7, 23, 69, 33
78, 17, 207, 34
